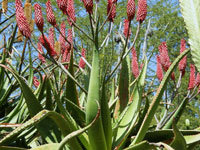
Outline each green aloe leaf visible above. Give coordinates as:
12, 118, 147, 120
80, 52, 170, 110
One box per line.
58, 105, 100, 150
179, 0, 200, 72
0, 146, 26, 150
0, 65, 62, 143
131, 49, 189, 145
86, 18, 107, 150
65, 49, 82, 125
101, 82, 112, 150
184, 133, 200, 145
30, 144, 60, 150
118, 58, 129, 112
123, 140, 174, 150
162, 96, 190, 129
113, 56, 147, 148
0, 110, 82, 150
86, 48, 107, 150
144, 129, 200, 143
170, 120, 187, 150
45, 77, 53, 110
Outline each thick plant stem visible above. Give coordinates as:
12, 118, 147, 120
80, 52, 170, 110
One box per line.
86, 49, 107, 150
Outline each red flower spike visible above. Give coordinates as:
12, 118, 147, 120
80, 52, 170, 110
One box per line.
59, 22, 66, 54
83, 0, 93, 14
62, 51, 71, 69
107, 0, 116, 22
66, 29, 73, 52
158, 42, 171, 72
136, 0, 147, 23
127, 0, 135, 21
15, 0, 31, 38
131, 47, 139, 78
33, 76, 40, 88
34, 3, 44, 33
37, 42, 46, 63
188, 64, 196, 90
156, 55, 163, 82
62, 48, 69, 63
48, 27, 55, 48
196, 73, 200, 86
79, 48, 86, 69
46, 0, 57, 27
67, 0, 76, 26
39, 35, 57, 57
123, 19, 131, 38
57, 0, 67, 14
178, 39, 187, 77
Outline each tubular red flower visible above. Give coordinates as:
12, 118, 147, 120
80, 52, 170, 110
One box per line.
178, 39, 187, 77
33, 76, 40, 87
196, 73, 200, 86
83, 0, 93, 14
15, 0, 31, 38
67, 0, 76, 26
39, 35, 57, 57
131, 47, 139, 78
56, 0, 67, 14
136, 0, 147, 23
37, 42, 46, 63
34, 3, 44, 32
171, 72, 175, 81
48, 27, 55, 48
156, 55, 163, 82
59, 22, 66, 54
62, 51, 71, 69
158, 42, 171, 72
188, 64, 196, 90
127, 0, 135, 21
46, 0, 57, 27
66, 29, 73, 52
107, 0, 116, 22
62, 48, 69, 63
123, 19, 131, 38
79, 48, 86, 69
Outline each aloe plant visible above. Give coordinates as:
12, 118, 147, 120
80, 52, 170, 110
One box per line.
1, 0, 200, 150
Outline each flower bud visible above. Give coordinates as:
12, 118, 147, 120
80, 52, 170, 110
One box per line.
24, 2, 32, 24
107, 0, 116, 22
57, 0, 67, 14
46, 0, 57, 27
127, 0, 135, 21
33, 76, 40, 87
136, 0, 147, 23
83, 0, 93, 14
79, 48, 86, 69
34, 3, 44, 32
48, 27, 55, 48
156, 55, 163, 82
67, 0, 76, 26
178, 39, 187, 77
2, 0, 8, 13
123, 19, 131, 38
196, 73, 200, 86
59, 22, 66, 54
37, 42, 46, 63
39, 35, 57, 57
15, 0, 31, 38
188, 64, 196, 90
158, 42, 171, 72
66, 29, 73, 52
